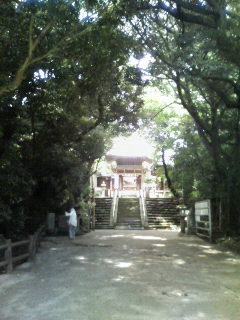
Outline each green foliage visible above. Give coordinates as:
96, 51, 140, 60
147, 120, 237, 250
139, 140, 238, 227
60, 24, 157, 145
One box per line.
78, 200, 91, 231
0, 0, 144, 238
131, 1, 240, 233
169, 118, 217, 201
2, 0, 240, 237
143, 86, 239, 209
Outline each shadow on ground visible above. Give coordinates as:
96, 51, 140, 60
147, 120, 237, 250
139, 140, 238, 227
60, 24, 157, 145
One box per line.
0, 230, 240, 320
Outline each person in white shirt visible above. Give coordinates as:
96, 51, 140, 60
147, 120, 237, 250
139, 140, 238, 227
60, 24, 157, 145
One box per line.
65, 208, 77, 240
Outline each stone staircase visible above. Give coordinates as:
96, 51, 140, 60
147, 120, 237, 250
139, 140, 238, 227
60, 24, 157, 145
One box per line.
95, 198, 113, 229
146, 198, 180, 229
116, 198, 142, 229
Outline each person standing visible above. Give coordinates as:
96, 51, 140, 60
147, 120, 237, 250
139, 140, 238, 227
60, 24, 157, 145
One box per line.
65, 207, 77, 240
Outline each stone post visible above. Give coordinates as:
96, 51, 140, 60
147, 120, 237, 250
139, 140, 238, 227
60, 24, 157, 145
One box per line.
47, 212, 55, 234
186, 206, 196, 235
5, 239, 13, 272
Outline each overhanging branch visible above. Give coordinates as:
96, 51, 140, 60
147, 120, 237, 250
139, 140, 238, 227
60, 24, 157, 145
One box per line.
135, 0, 217, 28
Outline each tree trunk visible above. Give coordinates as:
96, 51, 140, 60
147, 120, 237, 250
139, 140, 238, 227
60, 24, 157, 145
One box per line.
162, 147, 180, 199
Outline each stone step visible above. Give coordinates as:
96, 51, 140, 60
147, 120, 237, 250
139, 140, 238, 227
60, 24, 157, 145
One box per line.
146, 198, 180, 229
117, 220, 141, 224
117, 222, 142, 225
148, 214, 180, 217
115, 226, 143, 230
118, 214, 140, 218
95, 198, 112, 229
95, 226, 114, 229
147, 206, 178, 209
147, 210, 179, 214
116, 197, 142, 229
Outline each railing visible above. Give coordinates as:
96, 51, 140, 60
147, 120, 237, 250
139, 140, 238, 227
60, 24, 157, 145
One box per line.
0, 225, 45, 273
110, 190, 119, 227
139, 190, 148, 228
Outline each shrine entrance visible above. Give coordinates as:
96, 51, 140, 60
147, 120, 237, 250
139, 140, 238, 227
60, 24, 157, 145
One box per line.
106, 155, 149, 196
119, 174, 142, 191
94, 155, 149, 198
94, 154, 172, 198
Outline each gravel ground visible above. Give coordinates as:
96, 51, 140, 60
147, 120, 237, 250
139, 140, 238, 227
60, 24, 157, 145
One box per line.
0, 229, 240, 320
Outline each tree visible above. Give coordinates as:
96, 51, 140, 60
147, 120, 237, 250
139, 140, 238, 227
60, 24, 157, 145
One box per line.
119, 1, 240, 234
0, 0, 144, 238
143, 90, 225, 220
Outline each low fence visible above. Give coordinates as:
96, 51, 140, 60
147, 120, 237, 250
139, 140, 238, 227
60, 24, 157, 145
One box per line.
0, 225, 45, 273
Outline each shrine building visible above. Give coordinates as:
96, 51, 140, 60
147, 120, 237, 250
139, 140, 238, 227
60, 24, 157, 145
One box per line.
92, 154, 172, 198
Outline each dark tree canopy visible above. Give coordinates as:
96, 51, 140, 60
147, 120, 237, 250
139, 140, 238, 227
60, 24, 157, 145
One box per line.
0, 0, 144, 238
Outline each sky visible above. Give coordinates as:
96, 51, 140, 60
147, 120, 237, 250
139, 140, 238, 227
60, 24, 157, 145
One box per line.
107, 132, 155, 158
107, 55, 186, 160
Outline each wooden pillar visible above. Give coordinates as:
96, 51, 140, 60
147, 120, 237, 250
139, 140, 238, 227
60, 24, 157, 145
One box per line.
137, 175, 142, 190
111, 178, 115, 191
119, 175, 123, 190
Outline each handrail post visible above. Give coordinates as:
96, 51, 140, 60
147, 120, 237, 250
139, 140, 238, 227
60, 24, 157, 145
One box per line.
139, 190, 148, 228
139, 192, 144, 228
110, 190, 119, 227
92, 201, 96, 231
110, 192, 115, 227
143, 196, 148, 228
114, 192, 119, 226
139, 196, 143, 227
5, 239, 13, 272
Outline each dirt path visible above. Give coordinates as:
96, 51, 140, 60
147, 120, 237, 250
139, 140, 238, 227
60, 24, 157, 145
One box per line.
0, 230, 240, 320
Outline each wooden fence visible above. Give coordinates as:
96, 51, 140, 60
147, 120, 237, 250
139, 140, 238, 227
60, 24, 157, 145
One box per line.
0, 225, 45, 273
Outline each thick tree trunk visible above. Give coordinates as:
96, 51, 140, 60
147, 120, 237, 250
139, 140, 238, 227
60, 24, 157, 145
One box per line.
161, 147, 180, 199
